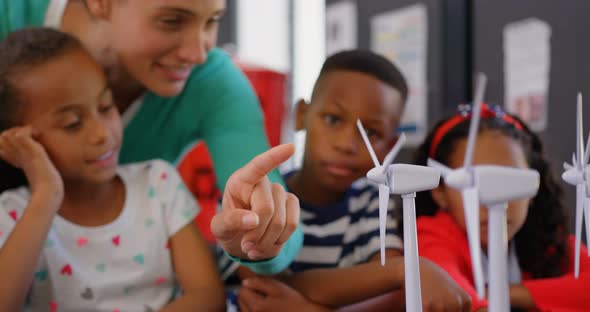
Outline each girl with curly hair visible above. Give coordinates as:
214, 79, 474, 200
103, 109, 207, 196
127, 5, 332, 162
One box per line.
413, 104, 590, 311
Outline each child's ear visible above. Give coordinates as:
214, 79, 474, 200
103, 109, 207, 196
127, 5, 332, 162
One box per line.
84, 0, 113, 20
431, 186, 449, 210
295, 99, 309, 131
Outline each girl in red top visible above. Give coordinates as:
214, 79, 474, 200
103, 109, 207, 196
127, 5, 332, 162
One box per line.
413, 104, 590, 311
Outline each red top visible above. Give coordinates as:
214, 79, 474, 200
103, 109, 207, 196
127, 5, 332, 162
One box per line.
417, 212, 590, 311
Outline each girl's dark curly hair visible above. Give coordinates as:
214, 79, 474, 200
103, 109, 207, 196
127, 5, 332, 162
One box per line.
413, 108, 570, 278
0, 27, 83, 192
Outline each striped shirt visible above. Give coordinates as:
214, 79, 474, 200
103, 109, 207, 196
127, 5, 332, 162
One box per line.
288, 174, 403, 272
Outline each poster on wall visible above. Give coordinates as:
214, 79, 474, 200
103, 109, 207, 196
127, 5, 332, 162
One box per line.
503, 18, 552, 132
326, 1, 358, 57
370, 3, 428, 146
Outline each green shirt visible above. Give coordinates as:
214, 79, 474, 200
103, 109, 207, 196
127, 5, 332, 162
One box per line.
121, 48, 282, 191
0, 0, 302, 275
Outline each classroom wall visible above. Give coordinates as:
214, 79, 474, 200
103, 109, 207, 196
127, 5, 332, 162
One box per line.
473, 0, 590, 230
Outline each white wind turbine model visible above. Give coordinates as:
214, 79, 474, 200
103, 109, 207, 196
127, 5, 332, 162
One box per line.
357, 122, 441, 312
427, 73, 488, 299
562, 92, 590, 279
428, 74, 540, 312
476, 164, 539, 311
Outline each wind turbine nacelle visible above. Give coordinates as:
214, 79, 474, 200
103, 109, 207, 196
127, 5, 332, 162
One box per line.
445, 168, 474, 189
563, 168, 584, 186
367, 167, 387, 184
475, 165, 540, 205
388, 164, 441, 194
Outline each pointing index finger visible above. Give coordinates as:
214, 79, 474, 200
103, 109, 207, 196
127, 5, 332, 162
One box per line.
233, 144, 295, 185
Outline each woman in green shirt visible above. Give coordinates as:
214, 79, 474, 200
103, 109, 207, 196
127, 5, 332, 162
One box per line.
0, 0, 302, 274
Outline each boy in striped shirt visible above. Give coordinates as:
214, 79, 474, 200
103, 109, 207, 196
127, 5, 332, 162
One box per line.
231, 50, 471, 311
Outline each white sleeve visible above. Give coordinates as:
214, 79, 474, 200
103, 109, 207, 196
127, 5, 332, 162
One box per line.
0, 187, 31, 249
149, 160, 200, 237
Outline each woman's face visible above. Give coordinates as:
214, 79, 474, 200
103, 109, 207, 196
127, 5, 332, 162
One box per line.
104, 0, 226, 97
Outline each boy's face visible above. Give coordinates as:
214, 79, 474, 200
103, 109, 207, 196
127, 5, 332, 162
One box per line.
296, 70, 404, 192
15, 48, 122, 184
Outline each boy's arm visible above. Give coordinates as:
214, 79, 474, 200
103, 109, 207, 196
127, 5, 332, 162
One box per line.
280, 250, 405, 307
238, 277, 334, 312
336, 291, 405, 312
159, 223, 225, 312
280, 252, 471, 311
235, 250, 405, 310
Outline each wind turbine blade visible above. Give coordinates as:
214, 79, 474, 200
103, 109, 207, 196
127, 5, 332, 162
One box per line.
577, 93, 584, 170
357, 119, 380, 168
427, 158, 452, 177
464, 73, 488, 168
575, 184, 584, 278
381, 133, 407, 174
378, 184, 390, 266
462, 187, 485, 298
573, 153, 579, 168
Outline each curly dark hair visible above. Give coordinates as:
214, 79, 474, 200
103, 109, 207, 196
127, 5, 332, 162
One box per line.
413, 110, 570, 278
0, 27, 84, 191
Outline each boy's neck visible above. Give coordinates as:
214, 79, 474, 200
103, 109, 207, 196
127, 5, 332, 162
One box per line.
288, 168, 346, 206
58, 177, 125, 227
